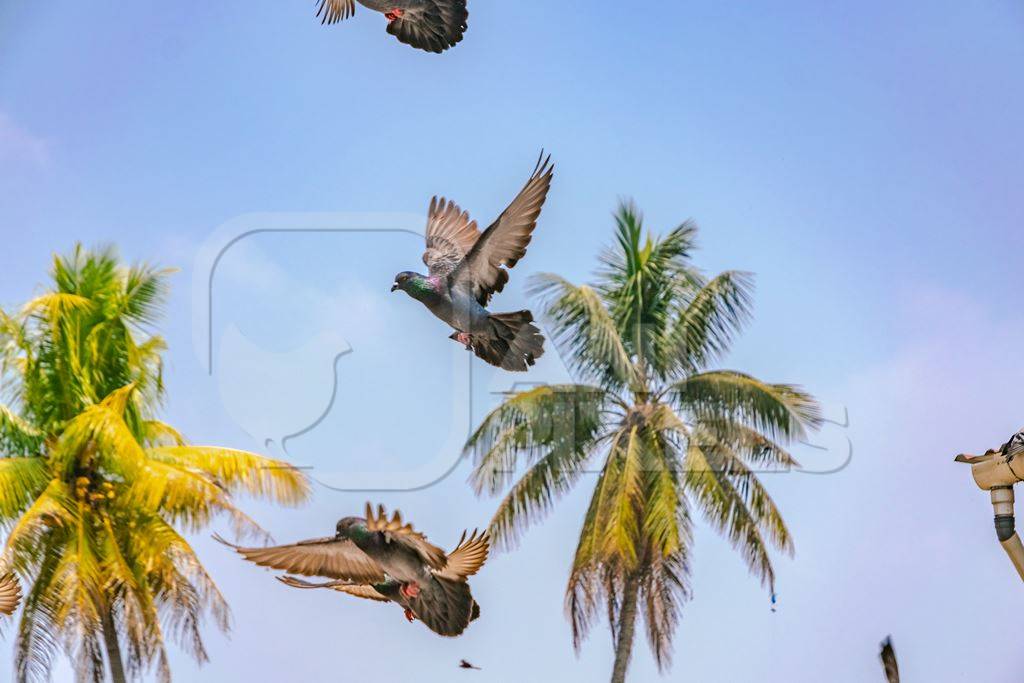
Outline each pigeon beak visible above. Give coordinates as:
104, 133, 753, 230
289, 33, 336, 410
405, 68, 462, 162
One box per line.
390, 283, 399, 293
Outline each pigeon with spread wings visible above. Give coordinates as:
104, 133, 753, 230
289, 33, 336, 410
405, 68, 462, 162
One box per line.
315, 0, 468, 53
392, 153, 553, 371
217, 504, 489, 637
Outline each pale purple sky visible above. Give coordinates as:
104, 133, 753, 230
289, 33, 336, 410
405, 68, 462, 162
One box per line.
1, 2, 1023, 681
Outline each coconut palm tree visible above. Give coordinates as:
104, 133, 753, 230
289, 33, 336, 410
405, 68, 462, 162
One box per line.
0, 245, 310, 682
465, 203, 822, 682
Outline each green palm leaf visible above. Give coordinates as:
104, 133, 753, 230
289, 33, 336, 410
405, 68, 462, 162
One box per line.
466, 384, 607, 549
673, 370, 822, 441
529, 275, 638, 390
0, 456, 49, 521
147, 446, 309, 505
662, 270, 754, 374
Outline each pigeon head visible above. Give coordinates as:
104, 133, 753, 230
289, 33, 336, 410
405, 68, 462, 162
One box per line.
391, 271, 439, 301
335, 516, 370, 540
391, 271, 419, 293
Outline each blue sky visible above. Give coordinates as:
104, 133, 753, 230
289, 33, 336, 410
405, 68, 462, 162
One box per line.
2, 1, 1024, 680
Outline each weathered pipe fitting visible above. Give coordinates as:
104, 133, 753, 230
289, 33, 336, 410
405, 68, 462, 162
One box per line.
996, 515, 1017, 543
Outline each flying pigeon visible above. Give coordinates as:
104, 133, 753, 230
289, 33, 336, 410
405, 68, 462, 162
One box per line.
315, 0, 468, 53
391, 153, 554, 371
459, 659, 481, 670
0, 573, 20, 616
879, 636, 899, 683
217, 504, 490, 637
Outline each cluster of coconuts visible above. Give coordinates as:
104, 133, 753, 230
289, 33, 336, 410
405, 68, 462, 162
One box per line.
73, 476, 115, 505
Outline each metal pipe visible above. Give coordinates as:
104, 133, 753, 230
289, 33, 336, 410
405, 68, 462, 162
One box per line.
991, 487, 1024, 582
956, 440, 1024, 583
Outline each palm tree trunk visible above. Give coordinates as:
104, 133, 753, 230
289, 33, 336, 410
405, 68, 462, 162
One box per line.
610, 574, 640, 683
101, 606, 127, 683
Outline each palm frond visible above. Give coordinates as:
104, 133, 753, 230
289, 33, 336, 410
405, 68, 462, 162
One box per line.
565, 502, 613, 650
564, 424, 649, 649
640, 429, 686, 558
662, 271, 753, 375
682, 441, 790, 591
599, 427, 643, 566
672, 370, 822, 442
599, 204, 708, 377
0, 404, 44, 457
0, 456, 50, 522
529, 274, 637, 389
98, 515, 159, 675
20, 292, 94, 335
486, 443, 594, 552
142, 420, 187, 447
467, 384, 607, 497
50, 389, 147, 481
124, 458, 269, 541
640, 547, 691, 671
15, 535, 65, 682
147, 446, 310, 506
117, 263, 173, 329
132, 511, 231, 654
697, 417, 799, 471
5, 479, 75, 567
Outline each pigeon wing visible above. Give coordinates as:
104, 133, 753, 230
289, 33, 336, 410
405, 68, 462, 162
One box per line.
450, 153, 553, 306
0, 573, 21, 616
880, 636, 899, 683
423, 197, 480, 277
385, 0, 468, 53
332, 584, 392, 602
277, 575, 391, 603
316, 0, 356, 24
215, 534, 385, 583
365, 503, 447, 570
436, 529, 490, 581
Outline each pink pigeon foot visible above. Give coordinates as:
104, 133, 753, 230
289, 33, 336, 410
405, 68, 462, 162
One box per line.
400, 581, 420, 599
385, 8, 404, 21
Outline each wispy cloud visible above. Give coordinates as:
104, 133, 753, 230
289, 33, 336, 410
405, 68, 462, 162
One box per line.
216, 239, 391, 340
0, 111, 50, 168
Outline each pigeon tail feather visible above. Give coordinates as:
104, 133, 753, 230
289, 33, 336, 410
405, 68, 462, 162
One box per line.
468, 311, 544, 372
409, 576, 477, 637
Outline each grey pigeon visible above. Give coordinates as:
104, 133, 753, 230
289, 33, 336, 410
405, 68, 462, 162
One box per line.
391, 153, 553, 372
316, 0, 468, 53
217, 504, 490, 637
